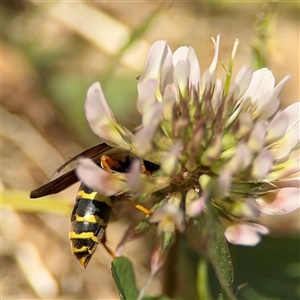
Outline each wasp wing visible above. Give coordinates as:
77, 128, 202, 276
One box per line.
30, 143, 125, 199
30, 169, 78, 198
56, 143, 113, 173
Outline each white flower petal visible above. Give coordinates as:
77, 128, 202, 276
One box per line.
76, 158, 127, 196
256, 187, 300, 215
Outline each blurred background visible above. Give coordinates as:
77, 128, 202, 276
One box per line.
1, 1, 299, 299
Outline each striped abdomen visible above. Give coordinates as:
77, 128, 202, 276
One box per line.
70, 183, 113, 268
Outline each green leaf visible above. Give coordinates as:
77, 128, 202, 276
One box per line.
1, 189, 72, 216
111, 256, 139, 300
206, 201, 235, 300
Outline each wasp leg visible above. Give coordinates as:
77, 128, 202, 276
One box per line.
102, 155, 153, 216
141, 164, 152, 176
101, 155, 122, 171
100, 232, 116, 259
120, 195, 153, 216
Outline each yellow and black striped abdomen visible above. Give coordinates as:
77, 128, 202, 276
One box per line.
70, 183, 113, 268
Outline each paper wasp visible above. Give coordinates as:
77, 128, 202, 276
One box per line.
30, 143, 158, 268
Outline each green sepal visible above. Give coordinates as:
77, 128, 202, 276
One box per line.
206, 201, 235, 300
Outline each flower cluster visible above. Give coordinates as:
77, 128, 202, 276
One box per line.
76, 35, 300, 248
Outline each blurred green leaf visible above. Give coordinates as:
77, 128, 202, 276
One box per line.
111, 256, 139, 300
251, 2, 278, 69
233, 234, 300, 300
100, 4, 166, 86
142, 297, 172, 300
197, 257, 213, 300
2, 189, 72, 216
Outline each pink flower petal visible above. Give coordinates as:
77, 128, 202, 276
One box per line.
161, 142, 182, 176
265, 110, 289, 145
242, 68, 275, 105
127, 159, 145, 193
269, 122, 300, 160
268, 102, 300, 159
85, 82, 133, 149
173, 59, 189, 97
236, 112, 253, 138
248, 121, 267, 153
272, 177, 300, 189
173, 46, 200, 89
267, 156, 300, 181
253, 75, 290, 121
185, 194, 207, 217
76, 158, 127, 196
267, 75, 292, 108
150, 203, 186, 232
135, 103, 164, 156
209, 35, 220, 74
200, 35, 220, 93
251, 150, 273, 180
212, 79, 223, 109
137, 79, 158, 114
225, 143, 252, 174
256, 187, 300, 215
150, 242, 167, 276
255, 94, 280, 121
283, 102, 300, 132
225, 223, 269, 246
234, 66, 253, 99
216, 169, 232, 198
138, 40, 173, 106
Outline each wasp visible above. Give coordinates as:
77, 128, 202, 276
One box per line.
30, 143, 157, 268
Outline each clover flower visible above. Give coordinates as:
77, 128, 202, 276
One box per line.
76, 35, 300, 249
